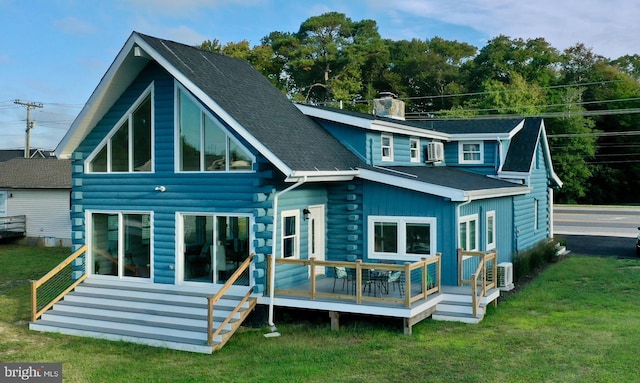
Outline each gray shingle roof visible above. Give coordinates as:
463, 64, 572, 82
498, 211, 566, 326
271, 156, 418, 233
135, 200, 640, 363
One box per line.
379, 166, 525, 192
299, 104, 523, 135
137, 33, 364, 172
0, 158, 71, 189
411, 118, 524, 135
502, 118, 542, 172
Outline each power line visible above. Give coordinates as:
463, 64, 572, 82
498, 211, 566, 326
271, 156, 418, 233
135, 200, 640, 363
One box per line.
548, 130, 640, 138
353, 79, 627, 104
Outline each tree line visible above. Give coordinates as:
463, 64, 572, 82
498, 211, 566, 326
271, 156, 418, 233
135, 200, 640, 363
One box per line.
199, 12, 640, 205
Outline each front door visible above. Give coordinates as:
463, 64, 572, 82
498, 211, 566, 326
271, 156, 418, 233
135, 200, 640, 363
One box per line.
308, 205, 326, 275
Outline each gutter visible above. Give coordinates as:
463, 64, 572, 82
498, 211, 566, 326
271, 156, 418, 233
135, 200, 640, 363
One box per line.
267, 176, 308, 330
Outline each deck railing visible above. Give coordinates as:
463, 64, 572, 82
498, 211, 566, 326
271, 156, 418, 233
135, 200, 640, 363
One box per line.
267, 255, 441, 308
30, 244, 88, 322
207, 253, 256, 346
457, 249, 497, 317
0, 215, 26, 238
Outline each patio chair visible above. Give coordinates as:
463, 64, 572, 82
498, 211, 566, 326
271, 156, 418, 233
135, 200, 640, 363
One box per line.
387, 270, 405, 297
332, 266, 354, 294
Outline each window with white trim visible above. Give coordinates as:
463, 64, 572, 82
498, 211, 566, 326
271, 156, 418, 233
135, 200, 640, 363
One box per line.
381, 134, 393, 162
88, 86, 153, 173
90, 211, 152, 278
177, 87, 253, 172
410, 138, 420, 162
458, 141, 483, 164
459, 214, 478, 251
486, 211, 496, 250
369, 216, 436, 260
281, 210, 300, 259
534, 199, 539, 231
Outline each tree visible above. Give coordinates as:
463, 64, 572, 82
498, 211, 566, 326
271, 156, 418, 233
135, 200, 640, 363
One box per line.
386, 37, 475, 115
546, 88, 597, 203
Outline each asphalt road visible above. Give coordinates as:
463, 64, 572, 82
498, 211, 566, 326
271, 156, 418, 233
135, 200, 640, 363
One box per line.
554, 205, 640, 258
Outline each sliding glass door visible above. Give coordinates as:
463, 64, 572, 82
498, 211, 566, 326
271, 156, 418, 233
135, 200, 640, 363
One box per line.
181, 214, 250, 284
91, 212, 151, 278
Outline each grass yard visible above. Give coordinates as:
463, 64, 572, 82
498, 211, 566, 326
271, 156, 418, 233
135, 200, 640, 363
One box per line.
1, 244, 640, 382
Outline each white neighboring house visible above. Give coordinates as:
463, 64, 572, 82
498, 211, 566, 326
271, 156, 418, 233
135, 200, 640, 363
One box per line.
0, 158, 71, 246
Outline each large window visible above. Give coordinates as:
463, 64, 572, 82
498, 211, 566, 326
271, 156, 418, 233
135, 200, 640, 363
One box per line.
177, 87, 253, 172
459, 214, 478, 251
369, 216, 436, 260
88, 87, 153, 173
181, 214, 250, 283
91, 212, 151, 278
381, 134, 393, 162
281, 210, 300, 259
459, 141, 483, 164
486, 211, 496, 250
410, 138, 420, 163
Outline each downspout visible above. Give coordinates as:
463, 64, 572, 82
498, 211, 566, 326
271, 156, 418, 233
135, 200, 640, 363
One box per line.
267, 176, 308, 330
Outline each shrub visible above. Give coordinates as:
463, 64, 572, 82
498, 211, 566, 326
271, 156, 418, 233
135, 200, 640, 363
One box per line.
512, 240, 559, 283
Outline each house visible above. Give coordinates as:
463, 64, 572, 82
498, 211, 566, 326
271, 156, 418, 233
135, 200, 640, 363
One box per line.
29, 32, 561, 353
0, 157, 71, 245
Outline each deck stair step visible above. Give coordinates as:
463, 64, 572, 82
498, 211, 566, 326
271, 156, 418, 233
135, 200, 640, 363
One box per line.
431, 287, 500, 324
29, 278, 258, 354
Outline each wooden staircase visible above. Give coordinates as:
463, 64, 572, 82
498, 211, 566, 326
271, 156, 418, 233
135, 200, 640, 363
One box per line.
431, 286, 500, 324
29, 278, 257, 354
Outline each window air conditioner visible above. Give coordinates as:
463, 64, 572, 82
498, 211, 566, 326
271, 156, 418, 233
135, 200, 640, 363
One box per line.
427, 141, 444, 162
497, 262, 514, 291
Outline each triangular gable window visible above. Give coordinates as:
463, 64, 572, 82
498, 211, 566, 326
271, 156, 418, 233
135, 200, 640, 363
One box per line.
88, 86, 153, 173
177, 87, 254, 172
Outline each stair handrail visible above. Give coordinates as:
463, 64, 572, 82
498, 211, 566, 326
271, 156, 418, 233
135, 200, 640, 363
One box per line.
30, 244, 88, 322
207, 253, 255, 346
470, 254, 486, 318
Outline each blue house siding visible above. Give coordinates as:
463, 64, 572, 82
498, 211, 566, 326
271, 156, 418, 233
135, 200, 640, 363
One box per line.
458, 197, 514, 264
315, 120, 368, 163
513, 141, 551, 252
361, 181, 458, 285
272, 185, 327, 289
444, 141, 499, 175
326, 181, 364, 261
72, 63, 274, 284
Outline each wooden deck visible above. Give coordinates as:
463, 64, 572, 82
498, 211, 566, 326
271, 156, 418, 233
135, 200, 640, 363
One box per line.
257, 274, 498, 333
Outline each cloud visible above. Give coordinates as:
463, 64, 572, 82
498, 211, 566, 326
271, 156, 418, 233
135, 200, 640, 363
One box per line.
391, 0, 640, 58
55, 16, 96, 35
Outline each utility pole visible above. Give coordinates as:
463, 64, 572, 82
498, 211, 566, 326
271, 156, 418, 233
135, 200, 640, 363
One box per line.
14, 100, 43, 158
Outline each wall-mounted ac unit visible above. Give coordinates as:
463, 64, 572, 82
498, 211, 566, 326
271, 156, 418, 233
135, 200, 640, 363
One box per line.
427, 141, 444, 162
497, 262, 514, 291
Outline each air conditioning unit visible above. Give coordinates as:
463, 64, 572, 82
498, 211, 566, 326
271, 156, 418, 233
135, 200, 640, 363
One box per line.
427, 141, 444, 162
497, 262, 514, 291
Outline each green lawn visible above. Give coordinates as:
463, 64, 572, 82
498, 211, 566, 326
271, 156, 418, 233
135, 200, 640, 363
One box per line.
1, 244, 640, 382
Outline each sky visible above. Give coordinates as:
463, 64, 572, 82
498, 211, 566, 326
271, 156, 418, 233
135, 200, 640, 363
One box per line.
1, 0, 639, 151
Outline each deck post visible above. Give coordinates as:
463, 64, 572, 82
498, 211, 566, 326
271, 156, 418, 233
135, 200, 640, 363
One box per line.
309, 257, 316, 300
404, 262, 411, 308
403, 318, 412, 335
329, 311, 340, 331
355, 260, 363, 304
30, 280, 37, 322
